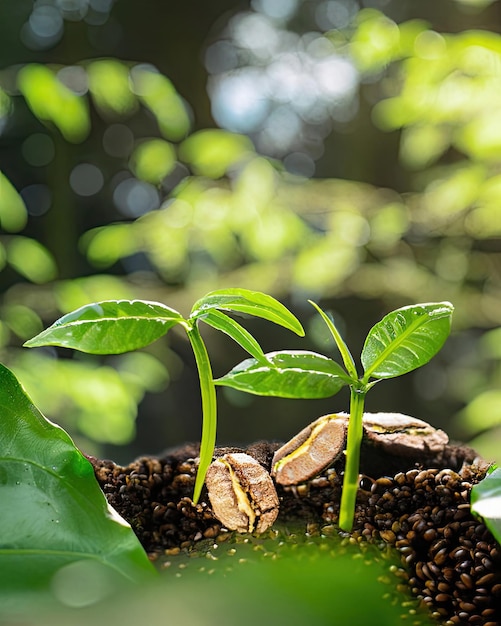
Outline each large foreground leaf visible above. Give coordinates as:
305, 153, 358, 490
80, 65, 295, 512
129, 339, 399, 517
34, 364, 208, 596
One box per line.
24, 300, 185, 354
0, 364, 155, 611
361, 302, 454, 379
471, 467, 501, 546
215, 350, 351, 398
35, 531, 434, 626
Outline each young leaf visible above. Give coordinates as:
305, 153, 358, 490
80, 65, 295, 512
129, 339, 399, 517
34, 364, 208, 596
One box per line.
309, 300, 358, 380
361, 302, 454, 380
0, 363, 154, 606
24, 300, 186, 354
471, 467, 501, 546
199, 309, 265, 361
187, 324, 217, 505
215, 350, 352, 398
191, 288, 304, 337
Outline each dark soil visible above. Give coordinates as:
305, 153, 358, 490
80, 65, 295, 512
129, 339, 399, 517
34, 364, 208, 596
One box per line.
89, 437, 501, 626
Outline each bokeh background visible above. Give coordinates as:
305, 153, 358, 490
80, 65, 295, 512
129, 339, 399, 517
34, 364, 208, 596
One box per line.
1, 0, 501, 465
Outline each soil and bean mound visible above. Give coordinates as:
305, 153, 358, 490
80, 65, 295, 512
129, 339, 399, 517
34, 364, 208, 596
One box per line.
90, 436, 501, 626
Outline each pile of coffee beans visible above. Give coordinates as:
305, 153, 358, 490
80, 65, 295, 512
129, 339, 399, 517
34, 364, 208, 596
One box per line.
90, 442, 500, 625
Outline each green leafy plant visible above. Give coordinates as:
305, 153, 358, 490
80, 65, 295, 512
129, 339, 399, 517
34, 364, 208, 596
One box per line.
24, 289, 304, 504
25, 292, 453, 532
216, 301, 454, 531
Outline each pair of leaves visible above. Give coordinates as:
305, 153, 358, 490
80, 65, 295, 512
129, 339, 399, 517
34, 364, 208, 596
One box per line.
25, 288, 304, 355
0, 364, 155, 613
216, 302, 454, 398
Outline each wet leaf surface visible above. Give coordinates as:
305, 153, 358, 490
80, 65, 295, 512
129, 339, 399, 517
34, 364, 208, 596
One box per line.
0, 364, 155, 614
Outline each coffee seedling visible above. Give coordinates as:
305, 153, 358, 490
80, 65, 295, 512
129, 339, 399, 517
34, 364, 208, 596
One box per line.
24, 289, 304, 504
216, 301, 454, 531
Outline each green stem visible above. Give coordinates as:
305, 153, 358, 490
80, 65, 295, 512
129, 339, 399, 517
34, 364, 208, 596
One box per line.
187, 322, 217, 504
339, 386, 367, 532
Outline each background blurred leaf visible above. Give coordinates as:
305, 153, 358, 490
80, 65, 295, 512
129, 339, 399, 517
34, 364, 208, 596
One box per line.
81, 224, 139, 269
458, 389, 501, 436
179, 129, 254, 178
6, 236, 57, 283
2, 1, 501, 462
87, 59, 137, 118
2, 303, 42, 340
131, 65, 191, 141
17, 64, 90, 143
130, 138, 177, 184
13, 351, 168, 448
0, 172, 27, 232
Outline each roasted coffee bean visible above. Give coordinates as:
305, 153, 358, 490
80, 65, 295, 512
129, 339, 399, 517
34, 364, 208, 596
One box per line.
476, 572, 496, 586
435, 593, 450, 603
429, 562, 442, 579
450, 547, 469, 560
459, 573, 474, 589
434, 547, 448, 565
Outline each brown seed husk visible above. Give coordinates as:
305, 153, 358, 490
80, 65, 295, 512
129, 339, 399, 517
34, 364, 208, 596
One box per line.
272, 414, 347, 485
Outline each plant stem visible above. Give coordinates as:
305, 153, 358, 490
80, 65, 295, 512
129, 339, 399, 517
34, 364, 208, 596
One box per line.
187, 322, 217, 504
339, 386, 366, 532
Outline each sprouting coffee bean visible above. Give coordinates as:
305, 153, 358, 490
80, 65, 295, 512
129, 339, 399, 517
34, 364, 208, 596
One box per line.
205, 453, 279, 533
272, 414, 347, 485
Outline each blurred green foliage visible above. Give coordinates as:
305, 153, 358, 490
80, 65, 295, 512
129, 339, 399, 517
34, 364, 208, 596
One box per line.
26, 532, 433, 626
1, 1, 501, 462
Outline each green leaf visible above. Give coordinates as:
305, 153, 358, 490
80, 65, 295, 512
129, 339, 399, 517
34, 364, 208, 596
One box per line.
87, 59, 137, 117
0, 363, 155, 608
179, 129, 254, 178
18, 64, 90, 143
31, 533, 434, 626
199, 309, 265, 361
24, 300, 186, 354
471, 467, 501, 545
309, 300, 357, 380
130, 138, 177, 185
186, 325, 218, 505
191, 288, 305, 337
6, 236, 58, 284
361, 302, 454, 380
131, 65, 191, 141
0, 171, 28, 232
215, 350, 351, 398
